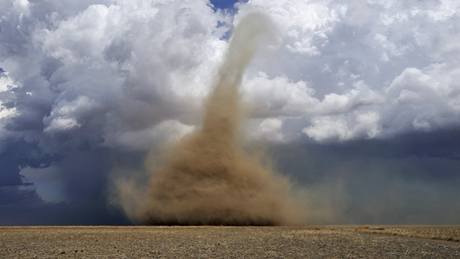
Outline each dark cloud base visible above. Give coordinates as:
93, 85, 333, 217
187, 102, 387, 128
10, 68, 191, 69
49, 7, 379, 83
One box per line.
272, 128, 460, 224
1, 129, 459, 225
0, 186, 128, 225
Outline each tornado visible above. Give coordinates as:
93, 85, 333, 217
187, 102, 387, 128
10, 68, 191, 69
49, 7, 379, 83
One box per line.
116, 13, 305, 225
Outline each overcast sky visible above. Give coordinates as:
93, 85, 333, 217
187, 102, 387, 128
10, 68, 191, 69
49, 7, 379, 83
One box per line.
1, 0, 460, 225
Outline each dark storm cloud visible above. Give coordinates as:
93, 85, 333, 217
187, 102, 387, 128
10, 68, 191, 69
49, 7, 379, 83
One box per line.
0, 0, 224, 225
0, 141, 55, 187
0, 138, 131, 224
272, 128, 460, 224
0, 0, 459, 225
0, 143, 145, 225
0, 186, 128, 225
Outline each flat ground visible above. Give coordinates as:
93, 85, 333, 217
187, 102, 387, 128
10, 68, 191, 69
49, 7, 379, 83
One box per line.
0, 226, 459, 258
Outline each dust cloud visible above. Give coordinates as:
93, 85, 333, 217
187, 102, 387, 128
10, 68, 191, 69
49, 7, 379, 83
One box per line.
115, 13, 306, 225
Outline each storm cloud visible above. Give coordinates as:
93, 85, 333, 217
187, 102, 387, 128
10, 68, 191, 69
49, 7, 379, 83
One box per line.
1, 0, 460, 224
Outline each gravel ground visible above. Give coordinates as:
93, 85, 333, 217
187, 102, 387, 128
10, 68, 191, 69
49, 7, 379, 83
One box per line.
352, 225, 460, 242
0, 226, 459, 258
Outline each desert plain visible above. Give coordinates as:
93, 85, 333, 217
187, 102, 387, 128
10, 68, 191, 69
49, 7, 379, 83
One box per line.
0, 225, 459, 258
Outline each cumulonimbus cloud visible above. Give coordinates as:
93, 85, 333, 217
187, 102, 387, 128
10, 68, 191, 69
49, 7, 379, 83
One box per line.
1, 0, 460, 223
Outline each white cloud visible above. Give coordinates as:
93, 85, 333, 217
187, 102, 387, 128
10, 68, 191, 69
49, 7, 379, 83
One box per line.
107, 119, 194, 151
44, 96, 99, 132
242, 0, 338, 56
254, 118, 285, 142
315, 82, 384, 115
1, 0, 229, 150
238, 0, 460, 141
383, 65, 460, 134
242, 72, 317, 117
0, 72, 18, 145
304, 111, 381, 142
1, 0, 460, 150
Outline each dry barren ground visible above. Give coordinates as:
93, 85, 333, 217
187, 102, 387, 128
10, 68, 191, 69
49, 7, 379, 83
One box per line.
1, 226, 459, 258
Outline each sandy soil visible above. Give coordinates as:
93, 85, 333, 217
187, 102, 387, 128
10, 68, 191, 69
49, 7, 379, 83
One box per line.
0, 226, 459, 258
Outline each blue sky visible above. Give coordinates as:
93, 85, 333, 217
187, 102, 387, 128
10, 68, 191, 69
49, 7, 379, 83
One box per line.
210, 0, 240, 10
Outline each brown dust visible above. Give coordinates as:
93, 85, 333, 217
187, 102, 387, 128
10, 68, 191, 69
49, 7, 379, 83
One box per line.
116, 13, 306, 225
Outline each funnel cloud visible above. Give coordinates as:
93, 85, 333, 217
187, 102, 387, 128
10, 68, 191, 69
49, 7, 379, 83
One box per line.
116, 13, 305, 226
